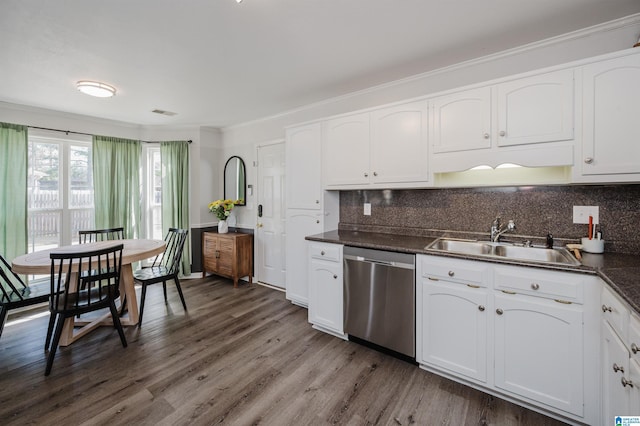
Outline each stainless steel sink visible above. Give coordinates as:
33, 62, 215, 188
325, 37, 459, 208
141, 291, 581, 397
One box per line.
425, 238, 581, 266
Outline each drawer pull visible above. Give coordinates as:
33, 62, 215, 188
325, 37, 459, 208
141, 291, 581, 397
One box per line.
554, 299, 572, 305
602, 304, 613, 313
632, 343, 639, 354
448, 271, 455, 277
215, 250, 220, 259
428, 277, 439, 281
496, 308, 503, 315
478, 305, 485, 312
501, 290, 516, 295
622, 377, 634, 388
613, 363, 625, 373
320, 251, 325, 256
333, 274, 338, 279
467, 284, 480, 289
531, 283, 540, 290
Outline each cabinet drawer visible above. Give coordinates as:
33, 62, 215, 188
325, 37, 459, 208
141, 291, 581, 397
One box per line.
602, 285, 630, 339
309, 243, 341, 262
419, 255, 490, 287
494, 265, 583, 303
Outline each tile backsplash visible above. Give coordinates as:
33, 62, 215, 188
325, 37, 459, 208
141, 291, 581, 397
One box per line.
339, 185, 640, 254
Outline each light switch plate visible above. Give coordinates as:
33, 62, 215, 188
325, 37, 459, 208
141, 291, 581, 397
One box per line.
364, 203, 371, 216
573, 206, 599, 224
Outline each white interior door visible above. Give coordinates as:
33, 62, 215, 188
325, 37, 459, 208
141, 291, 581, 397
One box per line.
256, 142, 286, 288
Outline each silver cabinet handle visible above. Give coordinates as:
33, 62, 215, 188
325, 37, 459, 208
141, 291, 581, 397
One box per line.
584, 157, 594, 164
622, 377, 634, 388
320, 251, 325, 256
315, 200, 320, 204
531, 283, 540, 290
316, 220, 320, 224
364, 172, 369, 177
602, 304, 613, 313
448, 271, 455, 277
333, 274, 338, 279
373, 171, 378, 177
478, 305, 485, 312
613, 363, 625, 373
632, 343, 639, 354
496, 308, 503, 315
483, 133, 490, 139
499, 130, 506, 137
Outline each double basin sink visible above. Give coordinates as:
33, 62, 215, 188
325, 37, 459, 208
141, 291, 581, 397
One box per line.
426, 238, 581, 266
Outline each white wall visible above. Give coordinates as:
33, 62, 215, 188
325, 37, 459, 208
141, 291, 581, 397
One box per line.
220, 15, 640, 155
0, 102, 222, 230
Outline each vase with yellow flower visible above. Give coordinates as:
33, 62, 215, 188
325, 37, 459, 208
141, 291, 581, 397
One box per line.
208, 199, 238, 234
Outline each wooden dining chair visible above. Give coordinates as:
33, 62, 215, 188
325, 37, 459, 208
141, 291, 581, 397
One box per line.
45, 244, 127, 376
78, 227, 124, 244
133, 228, 189, 325
0, 254, 51, 340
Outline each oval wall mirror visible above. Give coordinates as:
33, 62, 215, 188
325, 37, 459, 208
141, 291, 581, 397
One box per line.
224, 156, 246, 206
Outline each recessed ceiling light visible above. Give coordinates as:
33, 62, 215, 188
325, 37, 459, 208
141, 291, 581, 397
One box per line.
76, 81, 116, 98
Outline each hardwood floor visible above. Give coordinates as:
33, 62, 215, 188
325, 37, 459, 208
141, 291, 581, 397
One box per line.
0, 276, 568, 425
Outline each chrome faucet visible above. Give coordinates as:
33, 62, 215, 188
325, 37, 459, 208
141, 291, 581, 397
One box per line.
491, 217, 516, 242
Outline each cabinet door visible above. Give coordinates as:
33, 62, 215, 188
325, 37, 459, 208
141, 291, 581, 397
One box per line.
418, 280, 488, 383
284, 210, 322, 306
203, 233, 218, 272
431, 87, 491, 153
496, 69, 574, 147
286, 123, 322, 210
602, 321, 631, 422
308, 257, 343, 334
216, 237, 235, 277
581, 54, 640, 175
629, 358, 640, 417
494, 294, 583, 416
323, 112, 370, 186
370, 101, 428, 184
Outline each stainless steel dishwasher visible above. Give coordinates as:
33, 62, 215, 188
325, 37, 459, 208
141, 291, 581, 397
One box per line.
343, 246, 415, 358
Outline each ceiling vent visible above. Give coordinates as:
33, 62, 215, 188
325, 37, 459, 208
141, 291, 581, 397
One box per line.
151, 109, 177, 116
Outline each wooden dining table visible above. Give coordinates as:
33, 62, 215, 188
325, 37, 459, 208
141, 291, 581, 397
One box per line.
11, 239, 165, 346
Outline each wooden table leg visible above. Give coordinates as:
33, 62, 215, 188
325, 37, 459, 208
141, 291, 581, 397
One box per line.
118, 263, 139, 326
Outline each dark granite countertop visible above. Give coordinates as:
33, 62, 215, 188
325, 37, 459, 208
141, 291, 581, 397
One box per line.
306, 229, 640, 312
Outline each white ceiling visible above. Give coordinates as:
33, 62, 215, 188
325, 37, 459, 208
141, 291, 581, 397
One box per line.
2, 0, 640, 128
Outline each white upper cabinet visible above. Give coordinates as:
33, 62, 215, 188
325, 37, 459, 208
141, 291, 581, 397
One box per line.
286, 123, 322, 210
370, 101, 429, 184
431, 69, 575, 172
324, 102, 429, 189
323, 112, 370, 187
496, 69, 574, 147
578, 52, 640, 180
432, 87, 491, 153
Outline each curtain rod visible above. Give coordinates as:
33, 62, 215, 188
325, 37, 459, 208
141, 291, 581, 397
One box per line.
28, 125, 192, 144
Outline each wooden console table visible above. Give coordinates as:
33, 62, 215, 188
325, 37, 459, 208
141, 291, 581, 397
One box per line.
202, 232, 253, 287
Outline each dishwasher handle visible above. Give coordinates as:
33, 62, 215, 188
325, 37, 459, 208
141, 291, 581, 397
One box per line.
344, 254, 415, 270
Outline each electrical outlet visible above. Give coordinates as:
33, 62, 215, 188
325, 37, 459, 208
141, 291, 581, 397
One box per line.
573, 206, 599, 224
364, 203, 371, 216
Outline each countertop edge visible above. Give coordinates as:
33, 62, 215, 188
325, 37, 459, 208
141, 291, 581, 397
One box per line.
306, 230, 639, 313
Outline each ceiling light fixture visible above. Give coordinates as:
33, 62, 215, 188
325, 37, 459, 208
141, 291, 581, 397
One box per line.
76, 81, 116, 98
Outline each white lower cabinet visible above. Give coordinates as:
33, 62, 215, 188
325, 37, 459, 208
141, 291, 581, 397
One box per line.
416, 254, 600, 424
601, 286, 640, 424
419, 279, 489, 384
308, 242, 346, 338
494, 293, 583, 417
285, 210, 323, 306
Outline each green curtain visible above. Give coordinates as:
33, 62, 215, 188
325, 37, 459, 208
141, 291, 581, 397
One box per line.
92, 135, 141, 239
160, 141, 191, 276
0, 123, 28, 261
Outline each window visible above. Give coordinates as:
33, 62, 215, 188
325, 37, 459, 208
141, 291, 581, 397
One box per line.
142, 145, 162, 240
27, 130, 94, 251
